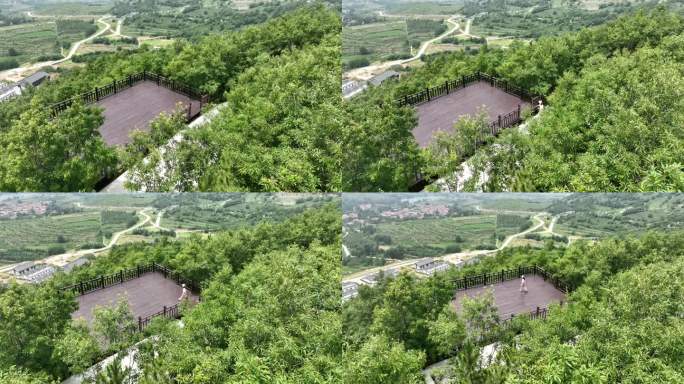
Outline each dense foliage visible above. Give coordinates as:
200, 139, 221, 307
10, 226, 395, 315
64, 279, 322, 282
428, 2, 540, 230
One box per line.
342, 230, 684, 382
0, 203, 342, 383
343, 9, 684, 192
0, 4, 340, 192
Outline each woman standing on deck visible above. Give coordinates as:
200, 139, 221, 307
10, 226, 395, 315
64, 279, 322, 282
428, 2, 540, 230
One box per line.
178, 283, 189, 302
520, 275, 528, 294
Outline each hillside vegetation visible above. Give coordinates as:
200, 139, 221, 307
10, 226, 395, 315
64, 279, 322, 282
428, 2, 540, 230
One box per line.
342, 230, 684, 382
0, 203, 342, 383
0, 4, 341, 192
342, 9, 684, 192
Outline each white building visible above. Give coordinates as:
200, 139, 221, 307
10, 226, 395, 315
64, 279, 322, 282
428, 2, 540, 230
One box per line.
360, 268, 399, 286
342, 79, 366, 99
414, 258, 451, 276
342, 281, 359, 302
0, 83, 22, 102
10, 261, 57, 283
0, 71, 50, 102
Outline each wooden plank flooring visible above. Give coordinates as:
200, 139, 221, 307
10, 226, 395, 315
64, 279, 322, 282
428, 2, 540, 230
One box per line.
96, 81, 201, 146
452, 275, 566, 319
414, 81, 531, 148
72, 272, 199, 324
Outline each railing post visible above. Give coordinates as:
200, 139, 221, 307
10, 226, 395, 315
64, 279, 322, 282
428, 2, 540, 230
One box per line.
445, 80, 449, 94
100, 275, 104, 289
143, 70, 146, 81
79, 281, 84, 295
113, 80, 117, 94
95, 87, 100, 101
462, 75, 465, 88
403, 95, 408, 106
119, 270, 123, 284
426, 88, 431, 102
498, 115, 502, 128
138, 316, 142, 332
163, 306, 167, 317
128, 75, 132, 87
137, 265, 141, 278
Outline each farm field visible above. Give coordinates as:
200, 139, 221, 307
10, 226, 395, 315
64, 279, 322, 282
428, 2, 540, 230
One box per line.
117, 0, 316, 38
384, 1, 464, 16
0, 22, 60, 64
77, 194, 158, 208
478, 196, 556, 211
160, 195, 331, 231
0, 18, 98, 65
0, 210, 137, 263
406, 18, 446, 46
465, 0, 684, 38
376, 214, 497, 251
342, 20, 409, 67
32, 1, 113, 16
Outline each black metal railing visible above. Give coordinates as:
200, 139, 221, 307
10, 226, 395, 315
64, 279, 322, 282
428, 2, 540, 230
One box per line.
453, 265, 572, 295
137, 302, 182, 331
396, 71, 538, 108
60, 262, 200, 296
49, 71, 209, 121
61, 262, 200, 332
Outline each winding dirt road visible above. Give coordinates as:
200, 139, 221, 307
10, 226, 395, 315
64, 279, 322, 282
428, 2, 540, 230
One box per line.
344, 14, 462, 81
0, 15, 112, 82
343, 211, 552, 284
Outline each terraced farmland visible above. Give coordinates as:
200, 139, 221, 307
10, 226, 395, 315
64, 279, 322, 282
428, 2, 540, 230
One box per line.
385, 1, 464, 16
0, 210, 137, 263
32, 1, 113, 16
0, 19, 98, 65
376, 214, 497, 250
0, 22, 60, 64
342, 20, 409, 65
406, 18, 446, 45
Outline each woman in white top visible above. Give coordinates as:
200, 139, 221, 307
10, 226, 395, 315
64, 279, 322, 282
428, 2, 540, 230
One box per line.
178, 283, 189, 302
520, 275, 528, 294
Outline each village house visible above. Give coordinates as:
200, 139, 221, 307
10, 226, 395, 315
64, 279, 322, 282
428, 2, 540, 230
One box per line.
10, 261, 57, 283
414, 258, 451, 276
360, 268, 399, 286
342, 281, 359, 302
